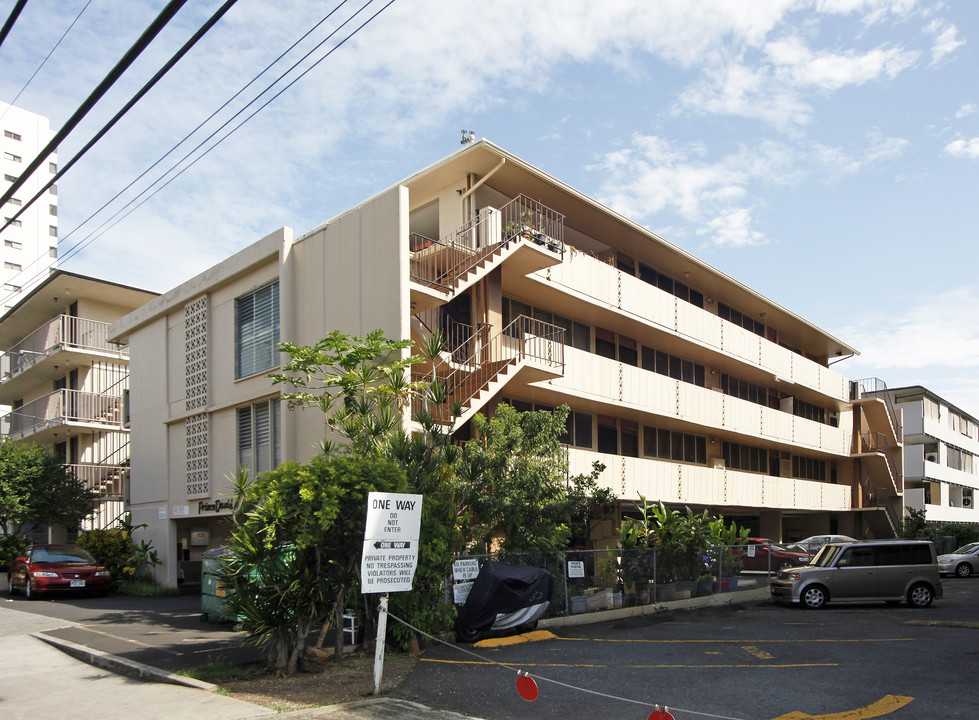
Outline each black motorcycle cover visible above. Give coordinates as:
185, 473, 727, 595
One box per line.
454, 562, 554, 639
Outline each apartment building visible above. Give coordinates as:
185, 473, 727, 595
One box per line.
888, 386, 978, 525
108, 140, 901, 586
1, 102, 58, 311
0, 270, 157, 542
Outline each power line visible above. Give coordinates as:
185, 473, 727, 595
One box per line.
0, 0, 28, 51
0, 0, 188, 217
0, 0, 93, 123
56, 0, 397, 270
1, 0, 241, 232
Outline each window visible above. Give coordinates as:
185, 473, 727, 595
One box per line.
3, 283, 20, 292
792, 455, 826, 481
49, 162, 57, 173
4, 130, 22, 141
642, 345, 706, 388
49, 184, 57, 196
4, 261, 21, 270
3, 152, 22, 163
595, 328, 616, 359
4, 239, 20, 249
49, 204, 57, 216
235, 281, 279, 378
723, 441, 769, 473
4, 174, 16, 182
6, 197, 21, 206
597, 416, 618, 454
237, 399, 281, 475
794, 398, 826, 423
644, 425, 707, 463
48, 246, 57, 258
4, 218, 21, 227
49, 225, 57, 237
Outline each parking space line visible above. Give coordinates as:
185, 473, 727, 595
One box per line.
742, 645, 774, 659
771, 693, 913, 720
74, 625, 183, 656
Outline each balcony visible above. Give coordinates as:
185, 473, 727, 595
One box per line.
0, 315, 129, 402
0, 389, 127, 444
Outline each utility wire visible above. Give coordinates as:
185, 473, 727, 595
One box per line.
0, 0, 93, 123
0, 0, 188, 215
0, 0, 358, 308
1, 0, 241, 232
55, 0, 397, 273
0, 0, 28, 51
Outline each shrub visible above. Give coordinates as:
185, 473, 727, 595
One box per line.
0, 534, 28, 568
77, 527, 132, 582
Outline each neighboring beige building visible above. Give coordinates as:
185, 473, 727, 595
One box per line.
109, 140, 901, 586
0, 271, 157, 541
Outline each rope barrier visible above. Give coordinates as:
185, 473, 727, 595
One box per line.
385, 610, 747, 720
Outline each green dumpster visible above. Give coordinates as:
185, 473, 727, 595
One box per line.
201, 546, 236, 622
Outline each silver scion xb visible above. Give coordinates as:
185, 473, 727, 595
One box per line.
770, 540, 942, 609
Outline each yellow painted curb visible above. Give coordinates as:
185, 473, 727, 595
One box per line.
474, 630, 557, 648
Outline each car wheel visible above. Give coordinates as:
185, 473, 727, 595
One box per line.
955, 563, 972, 578
907, 583, 934, 608
802, 585, 827, 609
7, 575, 17, 596
25, 578, 35, 600
455, 627, 483, 643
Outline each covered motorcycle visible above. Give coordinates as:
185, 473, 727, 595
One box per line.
455, 561, 554, 642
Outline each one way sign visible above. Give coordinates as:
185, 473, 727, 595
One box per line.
361, 492, 423, 594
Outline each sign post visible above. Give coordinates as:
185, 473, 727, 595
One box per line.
361, 491, 423, 695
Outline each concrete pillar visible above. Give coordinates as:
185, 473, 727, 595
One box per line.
758, 510, 783, 541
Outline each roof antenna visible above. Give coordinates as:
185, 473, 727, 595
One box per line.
460, 129, 476, 145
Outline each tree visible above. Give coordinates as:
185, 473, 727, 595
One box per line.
220, 454, 409, 676
457, 403, 614, 555
0, 440, 95, 540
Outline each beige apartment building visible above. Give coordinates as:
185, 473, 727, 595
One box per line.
109, 140, 901, 586
0, 271, 157, 541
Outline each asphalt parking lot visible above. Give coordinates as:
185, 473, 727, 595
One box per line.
397, 577, 979, 720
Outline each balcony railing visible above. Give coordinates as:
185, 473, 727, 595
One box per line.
858, 430, 903, 492
0, 389, 126, 439
1, 315, 128, 382
852, 377, 902, 442
67, 463, 129, 498
500, 194, 564, 247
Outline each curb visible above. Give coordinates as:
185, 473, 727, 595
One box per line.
538, 586, 770, 629
32, 631, 220, 691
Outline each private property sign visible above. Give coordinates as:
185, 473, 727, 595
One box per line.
360, 492, 423, 594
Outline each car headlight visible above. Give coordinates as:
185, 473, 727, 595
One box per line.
32, 571, 59, 578
782, 572, 801, 582
94, 570, 109, 577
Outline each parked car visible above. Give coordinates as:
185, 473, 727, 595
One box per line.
738, 538, 811, 572
787, 534, 857, 554
8, 544, 111, 599
938, 542, 979, 577
770, 540, 942, 609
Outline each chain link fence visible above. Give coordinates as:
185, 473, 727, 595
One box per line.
451, 545, 773, 619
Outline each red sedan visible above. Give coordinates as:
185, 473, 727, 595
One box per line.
8, 544, 112, 599
738, 538, 811, 572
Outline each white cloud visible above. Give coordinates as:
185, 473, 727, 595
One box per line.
765, 36, 919, 90
925, 19, 965, 64
945, 138, 979, 159
955, 103, 976, 119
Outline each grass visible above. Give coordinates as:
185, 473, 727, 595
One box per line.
114, 577, 181, 597
179, 661, 267, 684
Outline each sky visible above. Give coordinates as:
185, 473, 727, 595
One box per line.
1, 0, 978, 414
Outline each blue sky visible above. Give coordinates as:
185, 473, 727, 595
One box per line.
2, 0, 978, 413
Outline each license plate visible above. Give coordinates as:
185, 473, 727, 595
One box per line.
70, 579, 86, 588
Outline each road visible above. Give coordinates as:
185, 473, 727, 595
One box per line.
396, 577, 979, 720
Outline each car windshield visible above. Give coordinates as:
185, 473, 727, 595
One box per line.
952, 542, 979, 555
30, 546, 96, 563
811, 545, 843, 567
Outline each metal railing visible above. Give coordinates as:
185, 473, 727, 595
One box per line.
1, 315, 128, 381
852, 377, 902, 442
409, 196, 565, 293
413, 315, 565, 424
0, 389, 126, 438
859, 431, 903, 492
500, 194, 565, 249
67, 463, 129, 498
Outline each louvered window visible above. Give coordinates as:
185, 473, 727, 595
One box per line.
237, 399, 280, 475
235, 281, 279, 378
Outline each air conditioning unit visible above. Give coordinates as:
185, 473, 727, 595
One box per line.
925, 453, 938, 463
964, 497, 973, 508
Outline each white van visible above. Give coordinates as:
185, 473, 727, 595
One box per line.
770, 540, 942, 609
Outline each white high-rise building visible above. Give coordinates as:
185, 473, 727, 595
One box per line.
0, 102, 59, 313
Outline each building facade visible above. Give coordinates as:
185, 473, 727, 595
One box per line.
0, 271, 157, 542
109, 141, 901, 586
888, 386, 978, 525
1, 102, 58, 312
